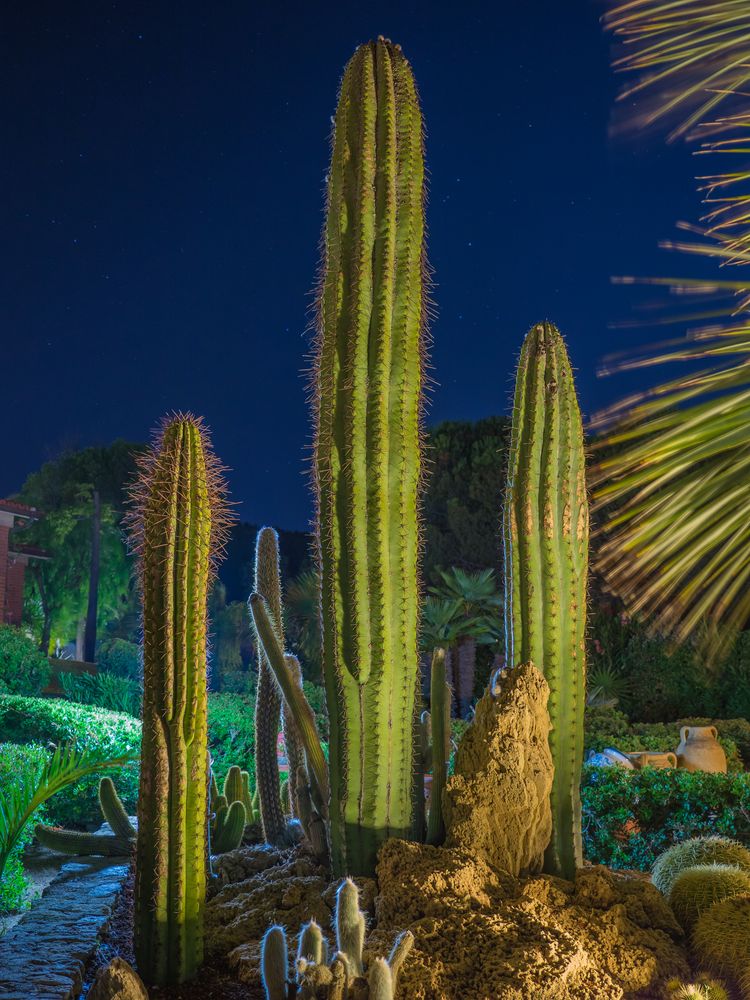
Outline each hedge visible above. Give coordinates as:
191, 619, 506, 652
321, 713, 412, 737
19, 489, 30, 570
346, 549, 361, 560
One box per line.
582, 764, 750, 871
0, 695, 141, 827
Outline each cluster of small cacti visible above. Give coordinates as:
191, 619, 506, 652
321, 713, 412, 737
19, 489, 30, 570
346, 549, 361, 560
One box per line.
502, 321, 589, 880
260, 878, 413, 1000
666, 976, 730, 1000
209, 765, 257, 855
127, 413, 231, 985
36, 777, 135, 857
652, 837, 750, 997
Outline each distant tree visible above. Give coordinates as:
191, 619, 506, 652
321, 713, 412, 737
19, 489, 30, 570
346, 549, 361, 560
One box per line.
285, 568, 322, 682
422, 416, 510, 585
16, 441, 143, 656
208, 580, 253, 692
428, 568, 502, 716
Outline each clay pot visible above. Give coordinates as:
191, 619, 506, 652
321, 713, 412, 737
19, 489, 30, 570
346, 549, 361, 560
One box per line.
625, 751, 677, 770
676, 725, 727, 773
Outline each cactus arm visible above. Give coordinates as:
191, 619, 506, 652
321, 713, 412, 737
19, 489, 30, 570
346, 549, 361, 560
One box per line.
223, 765, 244, 805
503, 324, 588, 880
253, 527, 287, 846
426, 648, 449, 846
314, 38, 426, 877
212, 800, 246, 855
249, 594, 329, 815
98, 777, 136, 840
261, 925, 289, 1000
387, 928, 414, 987
281, 654, 305, 819
35, 824, 132, 857
335, 878, 365, 977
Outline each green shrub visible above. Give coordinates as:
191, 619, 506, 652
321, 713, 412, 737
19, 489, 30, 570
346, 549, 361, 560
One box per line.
303, 681, 328, 741
96, 638, 141, 680
207, 692, 254, 788
0, 743, 49, 915
0, 696, 140, 827
581, 765, 750, 871
61, 669, 141, 717
0, 626, 50, 696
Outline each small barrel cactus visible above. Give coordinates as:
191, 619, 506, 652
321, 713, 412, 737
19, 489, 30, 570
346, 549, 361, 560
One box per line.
666, 977, 730, 1000
653, 836, 750, 896
668, 864, 750, 931
692, 894, 750, 988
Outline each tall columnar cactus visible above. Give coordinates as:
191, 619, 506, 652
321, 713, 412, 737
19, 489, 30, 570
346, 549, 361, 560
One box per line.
128, 414, 230, 985
313, 37, 427, 877
503, 322, 589, 880
253, 527, 287, 845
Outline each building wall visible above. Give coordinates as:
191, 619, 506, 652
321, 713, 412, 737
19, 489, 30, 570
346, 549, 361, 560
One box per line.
0, 522, 9, 625
5, 557, 26, 626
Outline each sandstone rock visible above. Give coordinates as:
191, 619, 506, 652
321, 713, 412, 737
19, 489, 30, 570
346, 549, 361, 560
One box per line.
209, 841, 375, 993
370, 839, 690, 1000
87, 958, 148, 1000
444, 661, 553, 876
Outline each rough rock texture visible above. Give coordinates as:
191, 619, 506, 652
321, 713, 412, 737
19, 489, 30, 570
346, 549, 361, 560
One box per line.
206, 843, 375, 986
444, 662, 553, 876
87, 957, 148, 1000
367, 839, 690, 1000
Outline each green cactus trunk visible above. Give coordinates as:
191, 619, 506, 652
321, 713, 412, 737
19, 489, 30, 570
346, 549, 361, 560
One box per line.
503, 322, 589, 881
130, 414, 228, 984
253, 527, 287, 846
313, 38, 427, 876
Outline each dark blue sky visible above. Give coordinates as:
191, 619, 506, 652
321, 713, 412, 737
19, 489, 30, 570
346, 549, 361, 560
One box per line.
1, 1, 702, 529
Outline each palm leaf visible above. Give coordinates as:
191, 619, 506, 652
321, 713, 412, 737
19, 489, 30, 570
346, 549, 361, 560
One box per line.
594, 1, 750, 658
0, 743, 137, 877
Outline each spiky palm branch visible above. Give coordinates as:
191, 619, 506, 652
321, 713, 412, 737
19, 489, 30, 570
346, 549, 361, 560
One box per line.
594, 1, 750, 658
0, 743, 137, 877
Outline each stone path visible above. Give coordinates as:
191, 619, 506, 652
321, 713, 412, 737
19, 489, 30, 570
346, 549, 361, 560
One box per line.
0, 854, 129, 1000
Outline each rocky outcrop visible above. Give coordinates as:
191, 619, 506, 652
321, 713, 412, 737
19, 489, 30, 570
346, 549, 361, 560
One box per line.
87, 958, 148, 1000
368, 839, 689, 1000
444, 662, 553, 876
206, 843, 376, 986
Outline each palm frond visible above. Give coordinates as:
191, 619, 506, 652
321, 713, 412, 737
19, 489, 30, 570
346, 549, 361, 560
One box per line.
594, 1, 750, 659
0, 743, 137, 877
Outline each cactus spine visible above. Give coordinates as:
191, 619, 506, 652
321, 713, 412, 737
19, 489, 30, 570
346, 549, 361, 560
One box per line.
652, 836, 750, 897
668, 864, 750, 932
313, 37, 427, 877
129, 414, 229, 985
503, 322, 588, 880
253, 527, 287, 845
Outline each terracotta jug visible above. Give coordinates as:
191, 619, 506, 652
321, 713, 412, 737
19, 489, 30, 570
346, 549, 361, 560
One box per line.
676, 726, 727, 773
625, 751, 677, 770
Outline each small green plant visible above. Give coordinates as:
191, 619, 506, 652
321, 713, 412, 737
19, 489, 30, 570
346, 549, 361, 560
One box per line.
668, 864, 750, 932
0, 625, 50, 695
652, 836, 750, 896
0, 743, 136, 880
35, 776, 135, 856
60, 669, 141, 717
581, 766, 750, 871
692, 894, 750, 994
260, 878, 414, 999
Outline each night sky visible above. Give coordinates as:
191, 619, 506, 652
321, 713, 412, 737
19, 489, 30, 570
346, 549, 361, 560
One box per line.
1, 1, 703, 529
